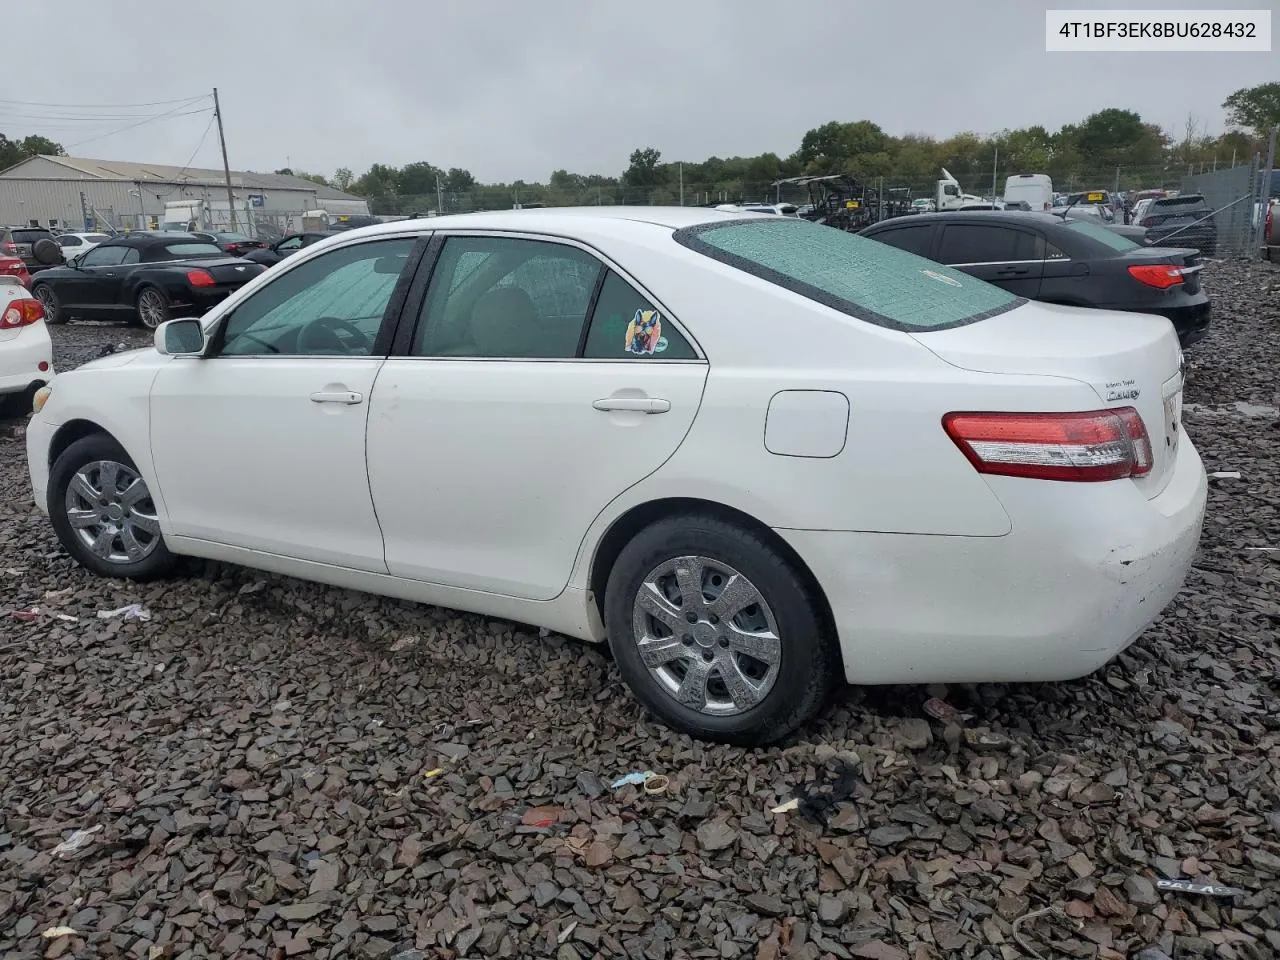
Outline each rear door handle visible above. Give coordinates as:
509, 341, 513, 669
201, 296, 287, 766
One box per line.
593, 397, 671, 414
310, 390, 363, 404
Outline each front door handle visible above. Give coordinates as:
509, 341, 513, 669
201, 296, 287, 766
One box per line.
593, 397, 671, 414
996, 266, 1029, 276
310, 390, 363, 405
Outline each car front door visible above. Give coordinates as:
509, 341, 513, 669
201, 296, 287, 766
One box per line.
59, 244, 130, 317
935, 222, 1045, 298
148, 235, 422, 570
366, 233, 710, 601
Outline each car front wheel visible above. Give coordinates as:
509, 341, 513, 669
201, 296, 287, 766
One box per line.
48, 434, 177, 581
605, 514, 839, 745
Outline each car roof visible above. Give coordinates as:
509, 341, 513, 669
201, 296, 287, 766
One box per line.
316, 206, 759, 244
867, 211, 1071, 229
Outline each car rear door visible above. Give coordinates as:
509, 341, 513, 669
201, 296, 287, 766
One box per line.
366, 232, 709, 601
862, 222, 939, 260
935, 222, 1044, 298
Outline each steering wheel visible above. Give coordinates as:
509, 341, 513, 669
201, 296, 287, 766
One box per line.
296, 316, 373, 355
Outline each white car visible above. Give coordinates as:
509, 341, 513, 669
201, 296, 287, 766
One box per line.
24, 208, 1207, 744
55, 232, 113, 263
0, 279, 54, 408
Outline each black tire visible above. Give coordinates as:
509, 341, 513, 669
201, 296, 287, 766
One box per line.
134, 286, 170, 330
48, 433, 177, 581
604, 513, 839, 745
32, 284, 65, 325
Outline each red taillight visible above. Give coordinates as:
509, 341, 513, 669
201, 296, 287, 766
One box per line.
0, 298, 45, 329
0, 242, 15, 255
1139, 217, 1156, 227
1267, 209, 1274, 244
943, 408, 1153, 482
186, 269, 216, 287
1127, 264, 1185, 289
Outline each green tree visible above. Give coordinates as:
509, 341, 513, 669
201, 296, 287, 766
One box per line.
795, 120, 889, 174
1222, 82, 1280, 139
333, 167, 353, 191
273, 167, 294, 175
0, 132, 67, 170
397, 161, 442, 196
623, 147, 663, 188
293, 171, 331, 186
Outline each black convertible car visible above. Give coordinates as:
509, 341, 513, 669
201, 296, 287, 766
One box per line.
28, 233, 267, 329
860, 211, 1211, 347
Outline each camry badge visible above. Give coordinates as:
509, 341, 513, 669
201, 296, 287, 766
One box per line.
235, 266, 245, 271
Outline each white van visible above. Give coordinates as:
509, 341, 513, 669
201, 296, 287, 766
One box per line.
1003, 174, 1053, 212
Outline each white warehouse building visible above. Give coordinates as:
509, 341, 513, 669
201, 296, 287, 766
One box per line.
0, 155, 370, 236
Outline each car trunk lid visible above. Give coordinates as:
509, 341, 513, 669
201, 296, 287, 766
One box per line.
911, 300, 1185, 497
1120, 245, 1204, 293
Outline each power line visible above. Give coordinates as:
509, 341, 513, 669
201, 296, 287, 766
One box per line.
0, 94, 210, 109
149, 112, 221, 198
66, 106, 214, 150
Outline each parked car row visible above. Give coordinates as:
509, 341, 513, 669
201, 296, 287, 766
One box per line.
23, 207, 1205, 744
25, 233, 267, 329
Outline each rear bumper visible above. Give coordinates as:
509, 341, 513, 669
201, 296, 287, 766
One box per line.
779, 438, 1207, 685
0, 324, 54, 395
166, 287, 242, 316
1098, 298, 1211, 348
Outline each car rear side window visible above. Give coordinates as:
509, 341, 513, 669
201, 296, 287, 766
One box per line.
1064, 220, 1139, 251
937, 224, 1040, 264
415, 236, 602, 358
582, 271, 697, 360
675, 218, 1019, 331
157, 242, 225, 259
869, 224, 934, 257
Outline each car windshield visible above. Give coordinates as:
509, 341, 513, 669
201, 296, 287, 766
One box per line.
1065, 219, 1140, 251
157, 242, 225, 259
677, 217, 1020, 331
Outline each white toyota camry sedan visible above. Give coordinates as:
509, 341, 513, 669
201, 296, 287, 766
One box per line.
25, 208, 1207, 744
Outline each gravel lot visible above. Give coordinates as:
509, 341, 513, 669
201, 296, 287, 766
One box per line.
2, 263, 1279, 960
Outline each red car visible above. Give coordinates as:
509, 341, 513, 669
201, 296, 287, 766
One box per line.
0, 255, 31, 288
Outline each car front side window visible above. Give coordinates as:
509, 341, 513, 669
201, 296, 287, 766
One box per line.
80, 246, 129, 267
414, 236, 602, 358
217, 238, 416, 358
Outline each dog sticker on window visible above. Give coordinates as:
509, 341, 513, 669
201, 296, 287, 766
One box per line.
625, 309, 662, 355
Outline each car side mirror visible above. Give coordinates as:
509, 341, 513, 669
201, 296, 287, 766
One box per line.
155, 318, 206, 357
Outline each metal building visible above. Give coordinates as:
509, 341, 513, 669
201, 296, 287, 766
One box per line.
0, 155, 369, 235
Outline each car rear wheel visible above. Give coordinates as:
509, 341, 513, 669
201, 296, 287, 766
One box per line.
604, 514, 839, 745
48, 434, 177, 581
135, 287, 170, 330
32, 284, 64, 324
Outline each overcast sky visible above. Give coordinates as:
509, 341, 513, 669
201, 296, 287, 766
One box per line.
8, 0, 1275, 184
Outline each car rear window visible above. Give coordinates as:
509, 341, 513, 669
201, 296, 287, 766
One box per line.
675, 217, 1020, 331
13, 229, 53, 242
1156, 196, 1207, 207
1065, 219, 1140, 251
159, 242, 225, 258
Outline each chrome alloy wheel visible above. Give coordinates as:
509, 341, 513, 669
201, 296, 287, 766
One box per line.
63, 460, 162, 564
137, 289, 167, 329
630, 555, 782, 716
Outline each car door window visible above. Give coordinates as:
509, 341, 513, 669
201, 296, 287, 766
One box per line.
119, 248, 140, 265
870, 225, 934, 257
277, 236, 304, 251
582, 271, 697, 359
218, 238, 415, 358
937, 225, 1038, 264
415, 236, 602, 358
80, 246, 129, 267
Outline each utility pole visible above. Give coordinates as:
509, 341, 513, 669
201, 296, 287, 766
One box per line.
212, 87, 237, 229
1252, 125, 1278, 260
991, 146, 998, 204
679, 163, 684, 206
436, 172, 444, 214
